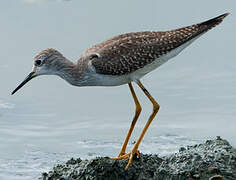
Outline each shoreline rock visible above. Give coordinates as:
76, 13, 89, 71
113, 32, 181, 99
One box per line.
40, 137, 236, 180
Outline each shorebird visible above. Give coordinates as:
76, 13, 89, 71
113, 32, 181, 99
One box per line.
12, 13, 228, 169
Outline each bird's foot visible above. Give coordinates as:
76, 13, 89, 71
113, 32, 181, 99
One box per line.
110, 149, 140, 170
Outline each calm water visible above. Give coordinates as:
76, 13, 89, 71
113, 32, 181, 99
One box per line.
0, 1, 235, 179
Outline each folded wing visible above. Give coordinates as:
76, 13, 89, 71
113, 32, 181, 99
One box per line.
86, 13, 228, 76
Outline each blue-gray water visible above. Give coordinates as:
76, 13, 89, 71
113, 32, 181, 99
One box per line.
0, 1, 235, 179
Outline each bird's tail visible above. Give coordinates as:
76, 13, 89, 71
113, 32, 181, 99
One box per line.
197, 13, 229, 34
168, 13, 229, 48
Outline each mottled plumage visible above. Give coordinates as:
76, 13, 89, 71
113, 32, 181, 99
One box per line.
82, 13, 228, 76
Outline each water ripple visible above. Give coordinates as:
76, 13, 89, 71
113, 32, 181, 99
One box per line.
0, 100, 14, 109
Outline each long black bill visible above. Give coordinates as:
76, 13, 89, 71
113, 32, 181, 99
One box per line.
11, 72, 36, 95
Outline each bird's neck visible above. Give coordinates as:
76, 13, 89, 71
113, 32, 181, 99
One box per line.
56, 58, 88, 86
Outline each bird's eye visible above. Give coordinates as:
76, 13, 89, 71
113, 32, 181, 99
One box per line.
89, 54, 99, 60
35, 60, 42, 66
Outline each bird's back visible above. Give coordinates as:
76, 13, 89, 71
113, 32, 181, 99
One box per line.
82, 13, 228, 76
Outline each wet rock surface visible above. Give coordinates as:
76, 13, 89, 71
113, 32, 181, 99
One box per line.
40, 137, 236, 180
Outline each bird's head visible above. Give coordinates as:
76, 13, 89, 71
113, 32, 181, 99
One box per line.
11, 48, 67, 95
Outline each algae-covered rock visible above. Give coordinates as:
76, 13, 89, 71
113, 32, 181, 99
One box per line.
39, 137, 236, 180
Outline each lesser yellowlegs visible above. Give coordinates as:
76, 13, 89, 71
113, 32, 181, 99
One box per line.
12, 13, 229, 169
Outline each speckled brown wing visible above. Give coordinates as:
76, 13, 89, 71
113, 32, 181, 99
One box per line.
89, 13, 228, 76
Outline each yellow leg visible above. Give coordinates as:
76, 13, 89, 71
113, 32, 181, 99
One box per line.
111, 82, 142, 158
118, 83, 142, 156
124, 80, 160, 169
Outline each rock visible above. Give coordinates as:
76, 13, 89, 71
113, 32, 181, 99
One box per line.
39, 137, 236, 180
